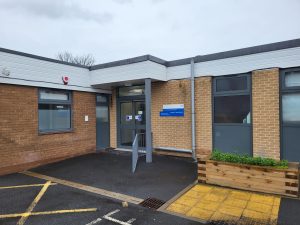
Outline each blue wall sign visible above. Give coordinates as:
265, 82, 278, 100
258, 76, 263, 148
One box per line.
160, 104, 184, 117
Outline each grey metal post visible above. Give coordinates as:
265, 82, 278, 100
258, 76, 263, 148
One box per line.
145, 78, 152, 163
191, 58, 197, 161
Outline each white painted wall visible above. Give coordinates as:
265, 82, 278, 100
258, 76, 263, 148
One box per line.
90, 61, 167, 85
0, 51, 110, 93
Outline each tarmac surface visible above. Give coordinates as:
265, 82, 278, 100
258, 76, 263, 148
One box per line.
0, 173, 202, 225
2, 151, 300, 225
278, 197, 300, 225
0, 152, 202, 225
32, 151, 198, 201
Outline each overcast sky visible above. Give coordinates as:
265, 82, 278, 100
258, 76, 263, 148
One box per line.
0, 0, 299, 64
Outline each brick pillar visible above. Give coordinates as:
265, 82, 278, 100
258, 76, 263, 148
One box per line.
252, 68, 280, 160
195, 76, 213, 158
110, 88, 117, 148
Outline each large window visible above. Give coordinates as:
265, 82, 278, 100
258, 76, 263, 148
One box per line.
214, 95, 251, 123
282, 70, 300, 123
38, 89, 72, 133
213, 74, 252, 155
214, 74, 251, 124
281, 68, 300, 162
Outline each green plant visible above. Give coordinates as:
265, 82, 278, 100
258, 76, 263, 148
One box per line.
211, 149, 288, 169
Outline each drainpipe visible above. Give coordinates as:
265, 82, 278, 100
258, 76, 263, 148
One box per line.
191, 58, 197, 162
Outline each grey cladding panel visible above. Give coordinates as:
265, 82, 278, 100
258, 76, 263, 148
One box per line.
214, 125, 252, 155
282, 126, 300, 162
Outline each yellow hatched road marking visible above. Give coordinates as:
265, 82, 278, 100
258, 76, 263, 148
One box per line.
22, 171, 143, 204
17, 181, 52, 225
0, 208, 97, 219
0, 183, 57, 190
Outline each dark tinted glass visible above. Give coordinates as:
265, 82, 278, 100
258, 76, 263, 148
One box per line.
39, 104, 71, 131
214, 95, 251, 123
216, 76, 247, 92
96, 95, 108, 103
119, 85, 145, 96
282, 93, 300, 122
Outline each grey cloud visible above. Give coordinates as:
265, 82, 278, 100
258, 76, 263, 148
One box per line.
0, 0, 113, 24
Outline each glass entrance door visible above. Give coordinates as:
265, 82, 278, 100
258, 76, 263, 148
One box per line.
119, 101, 146, 148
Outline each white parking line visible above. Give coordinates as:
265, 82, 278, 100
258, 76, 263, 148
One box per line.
103, 209, 136, 225
126, 218, 136, 224
85, 218, 102, 225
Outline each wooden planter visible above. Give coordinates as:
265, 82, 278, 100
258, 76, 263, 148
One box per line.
198, 159, 299, 198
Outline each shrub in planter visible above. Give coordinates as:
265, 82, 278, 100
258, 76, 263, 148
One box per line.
198, 150, 299, 197
210, 150, 288, 169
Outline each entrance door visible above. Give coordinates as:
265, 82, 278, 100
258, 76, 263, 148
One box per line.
96, 94, 110, 150
119, 101, 146, 148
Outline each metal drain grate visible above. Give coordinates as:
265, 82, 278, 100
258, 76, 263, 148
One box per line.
139, 197, 165, 210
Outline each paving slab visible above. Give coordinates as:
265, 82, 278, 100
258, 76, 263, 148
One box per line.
166, 184, 281, 225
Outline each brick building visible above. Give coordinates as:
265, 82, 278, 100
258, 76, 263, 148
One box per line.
1, 39, 300, 175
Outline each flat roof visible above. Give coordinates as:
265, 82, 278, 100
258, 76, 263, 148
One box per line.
1, 38, 300, 71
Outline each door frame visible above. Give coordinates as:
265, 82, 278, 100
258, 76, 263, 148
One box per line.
96, 93, 110, 151
116, 90, 145, 149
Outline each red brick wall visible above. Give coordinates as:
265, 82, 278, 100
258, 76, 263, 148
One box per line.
0, 84, 96, 175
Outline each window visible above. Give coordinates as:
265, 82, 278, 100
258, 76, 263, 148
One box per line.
214, 95, 251, 123
118, 85, 145, 97
282, 69, 300, 123
38, 89, 72, 132
216, 76, 248, 92
282, 93, 300, 122
96, 95, 108, 103
214, 74, 251, 124
285, 71, 300, 88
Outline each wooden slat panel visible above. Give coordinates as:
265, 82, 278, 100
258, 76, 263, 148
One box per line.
198, 160, 299, 198
207, 160, 299, 172
206, 166, 298, 184
206, 178, 297, 198
206, 162, 286, 178
206, 174, 298, 192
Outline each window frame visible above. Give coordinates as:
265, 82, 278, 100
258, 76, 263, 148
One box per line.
281, 68, 300, 91
213, 74, 250, 96
280, 67, 300, 126
38, 88, 73, 134
213, 73, 252, 126
117, 85, 145, 100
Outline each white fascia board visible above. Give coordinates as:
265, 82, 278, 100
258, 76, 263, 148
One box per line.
0, 76, 111, 93
90, 61, 167, 85
195, 47, 300, 76
0, 51, 110, 93
166, 47, 300, 79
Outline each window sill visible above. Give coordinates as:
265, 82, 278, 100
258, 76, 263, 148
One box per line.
38, 129, 74, 135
